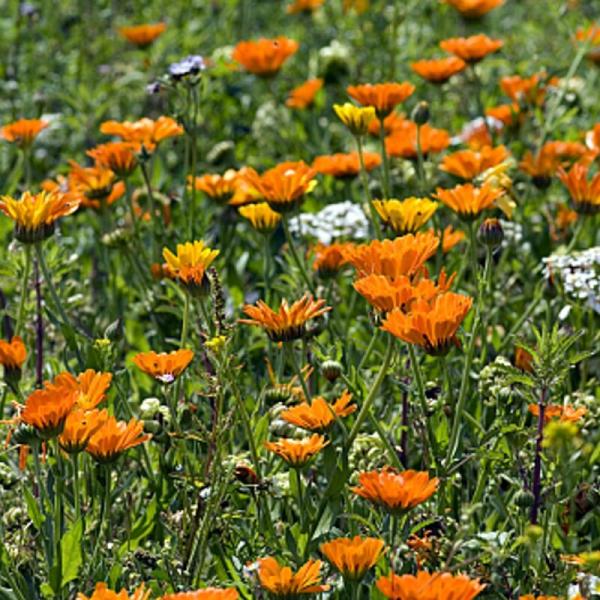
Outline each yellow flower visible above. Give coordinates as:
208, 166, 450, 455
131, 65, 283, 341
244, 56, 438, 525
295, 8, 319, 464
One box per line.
162, 241, 219, 293
333, 103, 376, 136
238, 202, 282, 234
373, 198, 438, 234
205, 335, 227, 353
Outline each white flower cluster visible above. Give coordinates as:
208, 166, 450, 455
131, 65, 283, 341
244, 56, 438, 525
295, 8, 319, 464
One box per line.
288, 201, 370, 244
543, 246, 600, 313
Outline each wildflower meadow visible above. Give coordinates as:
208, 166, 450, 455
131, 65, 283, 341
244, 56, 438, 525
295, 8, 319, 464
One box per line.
1, 0, 600, 598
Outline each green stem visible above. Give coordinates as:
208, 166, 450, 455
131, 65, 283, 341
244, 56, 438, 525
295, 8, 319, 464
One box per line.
72, 452, 81, 524
53, 440, 63, 598
356, 136, 382, 240
140, 160, 156, 260
282, 217, 314, 293
263, 234, 272, 304
15, 244, 32, 337
415, 123, 426, 193
287, 343, 311, 403
294, 468, 306, 532
378, 115, 391, 198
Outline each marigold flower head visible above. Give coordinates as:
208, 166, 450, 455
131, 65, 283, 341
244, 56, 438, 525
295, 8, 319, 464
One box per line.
189, 170, 240, 204
443, 0, 504, 18
232, 37, 299, 77
0, 336, 27, 372
385, 122, 450, 159
347, 82, 415, 116
500, 73, 557, 106
87, 142, 138, 178
438, 225, 466, 253
485, 103, 520, 127
242, 162, 317, 213
1, 118, 48, 147
312, 242, 355, 276
373, 197, 438, 235
377, 570, 485, 600
286, 0, 324, 13
440, 146, 510, 180
133, 349, 194, 384
160, 590, 239, 600
67, 161, 123, 210
345, 231, 439, 280
0, 190, 79, 243
162, 241, 219, 291
320, 536, 385, 581
528, 403, 587, 424
440, 34, 503, 63
557, 163, 600, 215
286, 79, 323, 109
281, 391, 356, 432
240, 294, 330, 342
21, 387, 77, 439
352, 468, 439, 514
238, 202, 282, 234
49, 369, 113, 410
100, 116, 183, 153
333, 103, 376, 136
435, 182, 504, 220
85, 416, 150, 463
264, 434, 328, 467
411, 57, 466, 84
313, 151, 381, 178
77, 582, 151, 600
119, 22, 166, 47
58, 409, 109, 454
257, 557, 330, 596
519, 148, 560, 187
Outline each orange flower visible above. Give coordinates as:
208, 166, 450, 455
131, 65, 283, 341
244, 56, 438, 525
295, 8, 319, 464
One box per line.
189, 170, 240, 204
381, 292, 473, 355
435, 182, 504, 220
352, 467, 439, 513
528, 404, 587, 424
368, 112, 408, 137
345, 231, 439, 280
67, 161, 124, 210
162, 241, 220, 290
100, 116, 183, 153
281, 391, 356, 431
519, 149, 560, 187
411, 57, 466, 84
1, 118, 48, 147
0, 190, 80, 243
557, 163, 600, 215
77, 582, 151, 600
485, 103, 520, 127
575, 24, 600, 65
119, 23, 166, 47
286, 79, 323, 109
385, 122, 450, 159
160, 591, 238, 600
312, 242, 355, 275
551, 204, 578, 240
440, 34, 503, 63
242, 162, 317, 212
438, 225, 466, 253
21, 387, 77, 439
264, 434, 328, 467
377, 570, 485, 600
544, 140, 591, 164
443, 0, 504, 18
287, 0, 324, 13
257, 557, 330, 596
520, 596, 561, 600
133, 349, 194, 384
440, 146, 510, 180
514, 347, 534, 373
87, 142, 138, 178
343, 0, 369, 12
85, 416, 151, 463
586, 123, 600, 154
240, 294, 331, 342
232, 37, 299, 77
313, 151, 381, 178
347, 82, 415, 115
500, 73, 557, 106
49, 369, 113, 410
58, 409, 109, 454
0, 336, 27, 371
354, 271, 455, 314
320, 536, 385, 581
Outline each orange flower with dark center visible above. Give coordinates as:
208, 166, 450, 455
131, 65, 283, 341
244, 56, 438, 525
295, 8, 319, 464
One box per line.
528, 404, 587, 424
312, 242, 355, 275
345, 231, 439, 280
352, 467, 439, 514
100, 116, 183, 153
485, 103, 520, 127
381, 292, 473, 355
385, 122, 450, 159
437, 225, 466, 253
443, 0, 504, 18
119, 23, 166, 48
286, 79, 323, 109
85, 416, 151, 463
368, 112, 407, 137
0, 336, 27, 371
189, 170, 240, 204
411, 57, 466, 83
67, 161, 125, 210
281, 391, 356, 431
347, 82, 415, 116
257, 557, 330, 596
21, 387, 77, 439
1, 119, 48, 147
242, 162, 317, 212
312, 152, 381, 178
87, 142, 138, 178
160, 590, 239, 600
77, 582, 151, 600
133, 349, 194, 384
377, 570, 485, 600
232, 37, 299, 78
240, 294, 330, 342
320, 536, 385, 581
440, 34, 503, 63
354, 271, 455, 314
58, 409, 109, 454
440, 146, 510, 180
287, 0, 325, 13
557, 163, 600, 215
264, 434, 328, 467
500, 73, 557, 106
48, 369, 113, 410
435, 182, 504, 220
519, 148, 560, 188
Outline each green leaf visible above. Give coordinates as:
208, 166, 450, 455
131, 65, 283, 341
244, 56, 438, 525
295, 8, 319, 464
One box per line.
60, 519, 83, 586
23, 487, 45, 530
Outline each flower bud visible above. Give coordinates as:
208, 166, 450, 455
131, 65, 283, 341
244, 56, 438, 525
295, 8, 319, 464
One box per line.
411, 101, 430, 125
321, 359, 343, 382
478, 217, 504, 249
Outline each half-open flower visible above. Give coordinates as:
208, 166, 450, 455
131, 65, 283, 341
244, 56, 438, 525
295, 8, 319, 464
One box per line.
162, 241, 220, 293
100, 116, 183, 153
1, 118, 48, 147
442, 0, 504, 18
313, 152, 381, 179
133, 349, 195, 384
347, 82, 415, 116
239, 202, 282, 234
333, 103, 376, 137
286, 79, 323, 109
440, 34, 503, 63
77, 582, 151, 600
189, 170, 240, 204
85, 416, 151, 463
0, 336, 27, 375
119, 23, 166, 48
373, 198, 438, 235
440, 146, 510, 180
557, 163, 600, 215
232, 37, 299, 77
49, 369, 113, 410
281, 391, 356, 432
87, 142, 138, 178
264, 434, 328, 467
257, 557, 330, 596
385, 122, 450, 159
320, 536, 385, 581
21, 387, 77, 439
377, 570, 485, 600
67, 161, 123, 210
58, 409, 109, 454
435, 182, 504, 220
411, 57, 466, 84
312, 242, 355, 276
